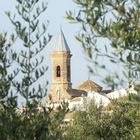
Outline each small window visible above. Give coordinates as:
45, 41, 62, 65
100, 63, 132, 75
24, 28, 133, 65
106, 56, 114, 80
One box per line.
56, 66, 61, 77
56, 88, 61, 101
67, 65, 70, 80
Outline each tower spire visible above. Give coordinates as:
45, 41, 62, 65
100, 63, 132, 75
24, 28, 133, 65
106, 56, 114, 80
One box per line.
53, 29, 71, 53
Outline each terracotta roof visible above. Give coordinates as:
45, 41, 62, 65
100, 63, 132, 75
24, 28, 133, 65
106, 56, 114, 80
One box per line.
77, 80, 102, 92
67, 89, 87, 98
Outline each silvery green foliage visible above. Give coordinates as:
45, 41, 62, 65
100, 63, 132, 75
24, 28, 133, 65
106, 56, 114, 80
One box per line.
66, 0, 140, 88
6, 0, 52, 101
0, 33, 18, 107
65, 94, 140, 140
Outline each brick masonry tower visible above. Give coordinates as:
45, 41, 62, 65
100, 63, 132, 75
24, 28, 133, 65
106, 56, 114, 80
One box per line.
48, 29, 72, 102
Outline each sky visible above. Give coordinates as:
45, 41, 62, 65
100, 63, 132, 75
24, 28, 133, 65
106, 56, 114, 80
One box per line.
0, 0, 123, 101
0, 0, 92, 90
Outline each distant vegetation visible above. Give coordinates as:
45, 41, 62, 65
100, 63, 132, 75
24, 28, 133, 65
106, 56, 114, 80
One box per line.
65, 95, 140, 140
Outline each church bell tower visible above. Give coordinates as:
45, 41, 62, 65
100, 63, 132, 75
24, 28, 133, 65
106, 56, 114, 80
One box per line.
48, 29, 72, 102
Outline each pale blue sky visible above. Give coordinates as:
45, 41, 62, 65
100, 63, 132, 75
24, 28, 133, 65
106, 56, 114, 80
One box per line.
0, 0, 91, 90
0, 0, 122, 96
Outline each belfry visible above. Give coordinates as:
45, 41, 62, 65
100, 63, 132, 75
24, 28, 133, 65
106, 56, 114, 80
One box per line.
48, 29, 72, 102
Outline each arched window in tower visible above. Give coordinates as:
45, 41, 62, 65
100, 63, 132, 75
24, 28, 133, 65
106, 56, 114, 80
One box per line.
56, 66, 61, 77
67, 65, 70, 80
